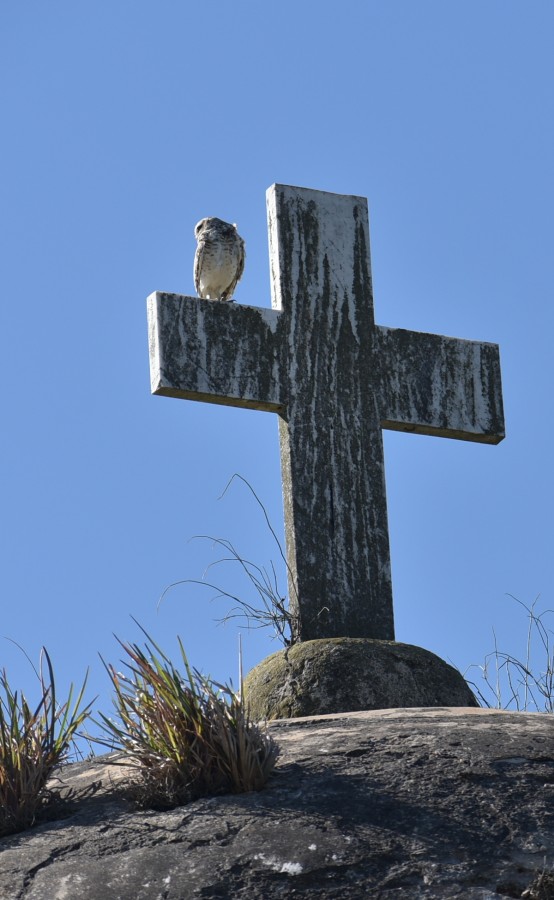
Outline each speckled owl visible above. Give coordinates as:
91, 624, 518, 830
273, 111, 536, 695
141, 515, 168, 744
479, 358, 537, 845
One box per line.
193, 217, 245, 302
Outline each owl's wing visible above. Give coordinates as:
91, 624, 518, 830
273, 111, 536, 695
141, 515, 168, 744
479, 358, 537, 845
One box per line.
193, 242, 205, 296
224, 239, 245, 300
235, 238, 246, 285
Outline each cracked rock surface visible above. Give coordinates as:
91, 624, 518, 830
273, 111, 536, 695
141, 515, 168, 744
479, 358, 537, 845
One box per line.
1, 708, 553, 899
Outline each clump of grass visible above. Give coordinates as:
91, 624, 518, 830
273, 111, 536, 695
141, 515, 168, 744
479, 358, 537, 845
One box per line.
0, 649, 92, 837
467, 596, 554, 713
96, 627, 278, 810
168, 534, 298, 647
160, 474, 300, 647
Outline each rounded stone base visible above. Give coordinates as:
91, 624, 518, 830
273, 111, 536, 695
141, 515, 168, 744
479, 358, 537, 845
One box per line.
243, 638, 478, 720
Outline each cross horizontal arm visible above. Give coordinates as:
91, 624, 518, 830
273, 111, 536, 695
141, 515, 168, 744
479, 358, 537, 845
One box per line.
147, 292, 284, 412
376, 326, 505, 444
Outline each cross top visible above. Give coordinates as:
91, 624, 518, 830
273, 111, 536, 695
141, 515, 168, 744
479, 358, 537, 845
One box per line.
148, 185, 504, 643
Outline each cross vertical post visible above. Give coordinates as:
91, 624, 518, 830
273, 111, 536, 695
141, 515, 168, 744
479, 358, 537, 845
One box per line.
267, 187, 394, 640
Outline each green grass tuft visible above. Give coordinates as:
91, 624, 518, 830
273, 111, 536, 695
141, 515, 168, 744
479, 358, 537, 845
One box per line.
0, 650, 92, 837
96, 627, 278, 809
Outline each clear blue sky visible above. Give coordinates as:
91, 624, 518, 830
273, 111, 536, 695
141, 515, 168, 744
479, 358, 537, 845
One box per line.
2, 3, 553, 726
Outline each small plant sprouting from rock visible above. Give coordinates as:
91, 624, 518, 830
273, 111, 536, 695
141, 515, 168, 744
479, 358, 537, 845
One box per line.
175, 534, 297, 646
467, 595, 554, 713
96, 625, 278, 810
0, 648, 92, 837
160, 474, 300, 647
522, 868, 554, 900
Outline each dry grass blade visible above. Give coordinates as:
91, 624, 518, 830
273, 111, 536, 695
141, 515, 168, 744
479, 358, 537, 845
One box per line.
95, 626, 277, 810
465, 596, 554, 712
0, 649, 92, 837
158, 475, 301, 647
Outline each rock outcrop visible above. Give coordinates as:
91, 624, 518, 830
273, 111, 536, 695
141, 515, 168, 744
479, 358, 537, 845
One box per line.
1, 708, 553, 899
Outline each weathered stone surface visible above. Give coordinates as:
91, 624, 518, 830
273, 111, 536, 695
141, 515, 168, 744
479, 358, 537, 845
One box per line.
147, 184, 505, 643
243, 638, 478, 719
1, 708, 552, 899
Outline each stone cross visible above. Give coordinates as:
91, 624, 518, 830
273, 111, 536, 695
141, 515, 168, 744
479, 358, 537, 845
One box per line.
147, 185, 504, 643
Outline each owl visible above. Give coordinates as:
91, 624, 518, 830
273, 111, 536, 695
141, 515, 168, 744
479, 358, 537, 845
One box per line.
193, 217, 245, 302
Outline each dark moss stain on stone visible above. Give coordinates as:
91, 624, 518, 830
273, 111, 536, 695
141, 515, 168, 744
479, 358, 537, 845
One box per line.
352, 204, 374, 329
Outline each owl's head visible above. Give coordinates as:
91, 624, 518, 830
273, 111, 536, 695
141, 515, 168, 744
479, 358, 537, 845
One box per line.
194, 217, 238, 240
